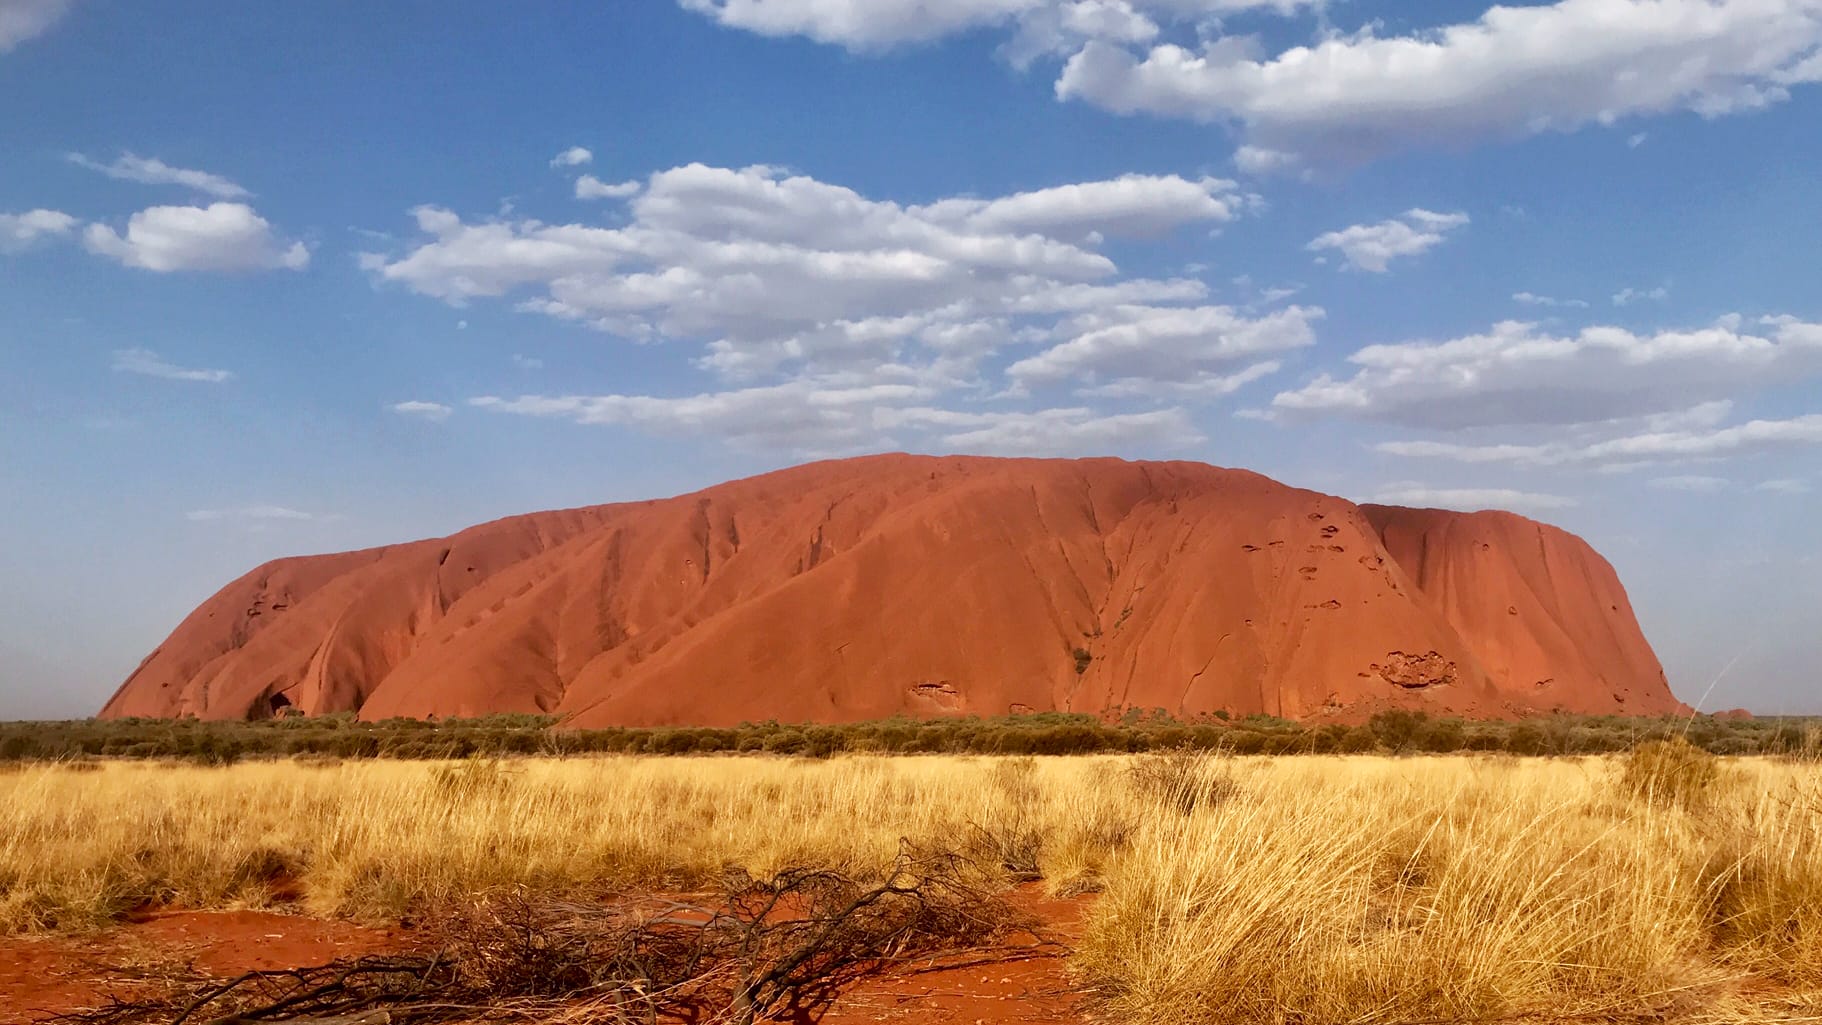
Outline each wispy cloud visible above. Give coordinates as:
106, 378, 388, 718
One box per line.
1757, 478, 1812, 494
185, 505, 315, 523
1513, 291, 1590, 309
66, 152, 251, 199
391, 400, 452, 421
1377, 412, 1822, 471
1612, 284, 1669, 306
1649, 474, 1729, 492
111, 347, 233, 383
0, 0, 73, 53
1368, 483, 1578, 513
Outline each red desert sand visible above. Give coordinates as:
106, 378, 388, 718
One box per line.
1, 911, 414, 1022
0, 891, 1085, 1024
102, 454, 1679, 724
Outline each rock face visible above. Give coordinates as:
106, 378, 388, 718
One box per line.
101, 455, 1679, 724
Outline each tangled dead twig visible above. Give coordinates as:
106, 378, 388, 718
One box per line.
51, 842, 1027, 1025
48, 956, 452, 1025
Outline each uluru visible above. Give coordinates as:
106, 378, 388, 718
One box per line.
101, 455, 1678, 725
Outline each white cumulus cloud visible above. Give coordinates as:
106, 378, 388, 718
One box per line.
0, 208, 77, 252
679, 0, 1822, 170
1308, 209, 1468, 273
682, 0, 1317, 51
364, 163, 1279, 389
550, 146, 594, 167
473, 376, 940, 451
1007, 304, 1318, 391
473, 376, 1201, 455
372, 162, 1294, 453
85, 202, 310, 273
1272, 315, 1822, 429
917, 173, 1250, 238
575, 174, 642, 200
681, 0, 1046, 49
1056, 0, 1822, 170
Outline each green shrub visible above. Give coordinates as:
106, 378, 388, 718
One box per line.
761, 730, 806, 755
1368, 710, 1428, 753
186, 732, 244, 766
1505, 723, 1549, 755
1224, 730, 1268, 755
1418, 718, 1468, 753
0, 711, 1808, 762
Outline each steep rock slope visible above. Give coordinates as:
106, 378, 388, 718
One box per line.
101, 455, 1677, 724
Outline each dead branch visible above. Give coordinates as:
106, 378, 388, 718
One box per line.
50, 842, 1027, 1025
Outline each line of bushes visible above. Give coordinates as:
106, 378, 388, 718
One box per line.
0, 708, 1814, 764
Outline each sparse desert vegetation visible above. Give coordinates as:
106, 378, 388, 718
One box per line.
4, 742, 1822, 1022
3, 709, 1816, 762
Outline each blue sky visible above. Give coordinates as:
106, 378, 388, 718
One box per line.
2, 0, 1818, 718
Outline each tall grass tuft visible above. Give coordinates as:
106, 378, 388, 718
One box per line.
1125, 744, 1240, 815
1620, 737, 1722, 809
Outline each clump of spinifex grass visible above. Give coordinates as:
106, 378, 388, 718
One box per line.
1620, 736, 1724, 809
1125, 744, 1241, 816
1074, 756, 1822, 1025
1701, 771, 1822, 989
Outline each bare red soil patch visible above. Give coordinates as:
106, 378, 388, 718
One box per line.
817, 889, 1088, 1025
1, 911, 414, 1022
1, 889, 1083, 1024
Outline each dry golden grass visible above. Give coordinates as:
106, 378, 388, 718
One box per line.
1077, 752, 1822, 1024
0, 754, 1122, 930
3, 749, 1819, 1023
